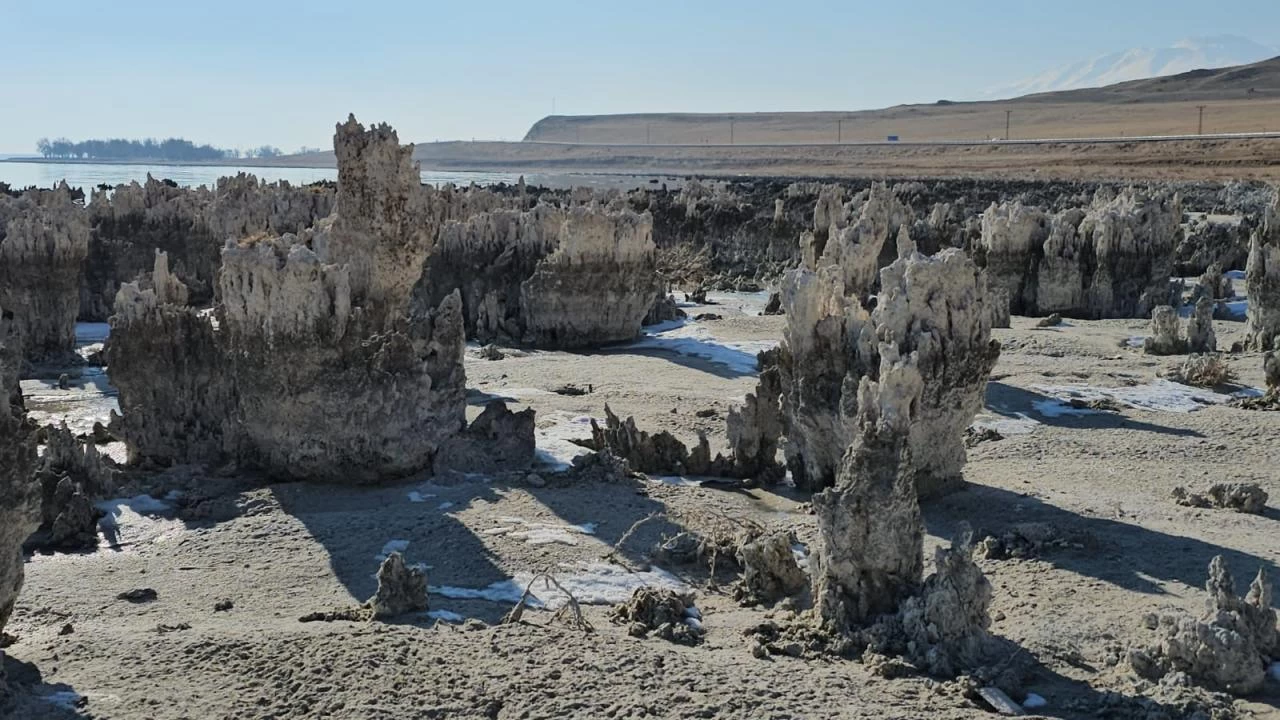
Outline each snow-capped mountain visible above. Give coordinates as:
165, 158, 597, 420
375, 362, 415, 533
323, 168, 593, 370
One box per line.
986, 36, 1278, 98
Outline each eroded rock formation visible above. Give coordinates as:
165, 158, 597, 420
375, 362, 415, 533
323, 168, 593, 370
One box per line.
108, 117, 529, 482
1144, 306, 1186, 355
777, 249, 1001, 494
1186, 296, 1216, 353
83, 173, 334, 320
29, 423, 116, 550
0, 183, 90, 362
978, 189, 1180, 319
423, 202, 662, 348
1244, 225, 1280, 351
367, 552, 428, 619
1132, 556, 1276, 694
736, 530, 807, 605
0, 309, 39, 670
1172, 483, 1268, 514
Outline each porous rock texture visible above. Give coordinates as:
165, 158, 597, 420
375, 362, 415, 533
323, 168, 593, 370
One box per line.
735, 530, 808, 605
82, 173, 334, 320
108, 117, 527, 482
800, 183, 911, 302
1144, 305, 1186, 356
812, 377, 924, 631
1244, 198, 1280, 350
1132, 556, 1276, 694
611, 588, 703, 645
812, 375, 995, 675
0, 183, 90, 362
1186, 296, 1216, 353
30, 423, 117, 550
0, 308, 39, 690
423, 202, 663, 348
978, 189, 1180, 319
1196, 262, 1234, 301
367, 552, 428, 619
894, 538, 994, 677
777, 249, 1001, 494
1172, 483, 1269, 514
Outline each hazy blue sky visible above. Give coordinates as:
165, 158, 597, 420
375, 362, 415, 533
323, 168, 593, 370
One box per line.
4, 0, 1278, 153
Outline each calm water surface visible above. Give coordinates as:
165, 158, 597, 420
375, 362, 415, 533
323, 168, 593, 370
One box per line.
0, 161, 668, 191
0, 161, 525, 190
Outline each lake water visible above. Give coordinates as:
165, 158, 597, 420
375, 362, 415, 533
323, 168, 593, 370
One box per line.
0, 161, 673, 191
0, 161, 525, 190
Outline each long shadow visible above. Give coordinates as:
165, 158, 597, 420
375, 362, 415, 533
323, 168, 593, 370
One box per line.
985, 382, 1206, 438
923, 483, 1278, 596
0, 654, 85, 719
263, 479, 519, 625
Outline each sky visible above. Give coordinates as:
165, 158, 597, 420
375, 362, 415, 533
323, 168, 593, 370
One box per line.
3, 0, 1279, 154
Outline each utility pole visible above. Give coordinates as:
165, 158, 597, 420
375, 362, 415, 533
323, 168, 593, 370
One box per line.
730, 118, 735, 145
1005, 110, 1012, 141
1197, 105, 1207, 135
837, 119, 842, 144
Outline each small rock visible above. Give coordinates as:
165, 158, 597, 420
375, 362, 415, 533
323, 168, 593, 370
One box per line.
57, 373, 70, 390
524, 473, 546, 488
117, 588, 158, 603
695, 409, 718, 418
214, 599, 234, 612
1035, 313, 1063, 328
58, 623, 74, 636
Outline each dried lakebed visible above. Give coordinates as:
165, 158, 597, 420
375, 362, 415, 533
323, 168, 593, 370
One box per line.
5, 304, 1280, 719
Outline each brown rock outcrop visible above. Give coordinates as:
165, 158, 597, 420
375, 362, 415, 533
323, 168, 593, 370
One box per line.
424, 202, 663, 348
978, 189, 1180, 319
1132, 556, 1276, 694
1244, 222, 1280, 351
0, 309, 39, 662
778, 249, 1001, 494
0, 183, 90, 362
107, 117, 527, 482
82, 173, 334, 320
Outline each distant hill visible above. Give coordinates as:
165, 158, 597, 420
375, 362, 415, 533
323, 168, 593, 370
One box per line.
522, 55, 1280, 145
986, 36, 1277, 97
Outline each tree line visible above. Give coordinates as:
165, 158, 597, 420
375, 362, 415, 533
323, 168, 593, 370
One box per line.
35, 137, 285, 161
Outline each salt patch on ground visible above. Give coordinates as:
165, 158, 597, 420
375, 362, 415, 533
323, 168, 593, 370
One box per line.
485, 517, 598, 546
653, 475, 704, 488
791, 542, 811, 572
431, 562, 690, 610
1034, 380, 1224, 414
512, 562, 691, 609
534, 412, 596, 470
41, 689, 83, 710
704, 290, 772, 317
22, 372, 119, 436
427, 609, 465, 623
1022, 693, 1048, 709
431, 580, 527, 605
970, 412, 1041, 435
376, 540, 410, 560
438, 501, 455, 511
94, 495, 182, 549
407, 491, 436, 503
625, 320, 776, 376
